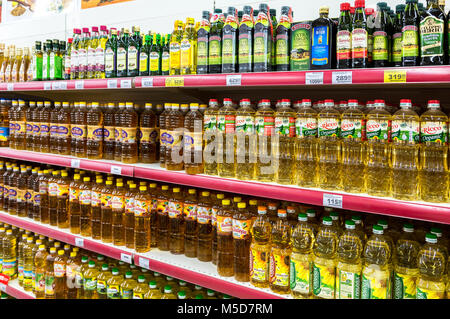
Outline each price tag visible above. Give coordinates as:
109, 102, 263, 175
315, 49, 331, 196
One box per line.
0, 273, 10, 290
107, 79, 118, 89
120, 79, 132, 88
384, 70, 407, 83
226, 74, 242, 86
6, 83, 14, 91
305, 72, 324, 85
323, 194, 343, 209
141, 77, 154, 88
75, 80, 84, 90
120, 253, 132, 264
138, 257, 150, 270
59, 81, 67, 90
165, 77, 184, 87
71, 159, 80, 168
75, 237, 84, 248
43, 82, 52, 90
332, 71, 353, 84
0, 283, 6, 292
110, 166, 122, 175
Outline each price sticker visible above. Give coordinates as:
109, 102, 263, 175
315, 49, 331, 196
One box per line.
332, 71, 352, 84
305, 72, 324, 85
107, 79, 118, 89
120, 253, 132, 264
43, 82, 52, 90
71, 159, 80, 168
138, 257, 150, 270
323, 194, 343, 209
120, 79, 132, 88
6, 83, 14, 91
59, 81, 67, 90
165, 77, 184, 87
75, 237, 84, 248
110, 166, 122, 175
141, 77, 154, 88
75, 80, 84, 90
384, 70, 407, 83
226, 74, 242, 86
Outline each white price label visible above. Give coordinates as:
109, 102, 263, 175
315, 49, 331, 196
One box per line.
0, 283, 6, 292
226, 74, 242, 86
332, 71, 353, 84
120, 79, 132, 88
6, 83, 14, 91
305, 72, 324, 85
323, 194, 343, 209
120, 253, 132, 264
71, 159, 80, 168
110, 166, 122, 175
75, 237, 84, 248
107, 79, 118, 89
138, 257, 150, 269
75, 80, 84, 90
59, 81, 68, 90
141, 77, 154, 88
43, 82, 52, 90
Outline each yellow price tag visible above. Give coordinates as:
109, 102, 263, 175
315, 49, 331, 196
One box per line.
384, 70, 407, 83
165, 77, 185, 87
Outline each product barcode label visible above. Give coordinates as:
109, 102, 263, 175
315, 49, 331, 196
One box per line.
332, 71, 352, 84
323, 194, 343, 209
226, 74, 242, 86
6, 83, 14, 91
120, 253, 132, 264
75, 80, 84, 90
305, 72, 324, 85
71, 159, 80, 168
107, 79, 118, 89
75, 237, 84, 248
141, 77, 154, 87
120, 79, 132, 88
43, 82, 52, 90
138, 257, 150, 270
110, 166, 122, 175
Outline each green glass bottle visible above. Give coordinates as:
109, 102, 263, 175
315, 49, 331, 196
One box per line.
402, 0, 421, 66
105, 29, 118, 78
127, 26, 141, 76
420, 0, 446, 65
270, 8, 277, 69
222, 7, 239, 73
161, 34, 170, 75
351, 0, 369, 68
275, 6, 292, 71
238, 6, 254, 73
150, 34, 162, 76
253, 4, 272, 72
392, 5, 405, 66
197, 11, 210, 74
33, 41, 43, 81
117, 29, 129, 77
43, 40, 52, 81
209, 9, 224, 73
56, 40, 64, 80
139, 34, 151, 76
337, 2, 353, 69
373, 3, 390, 67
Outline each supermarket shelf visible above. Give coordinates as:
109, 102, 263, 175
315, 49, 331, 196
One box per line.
2, 279, 35, 299
134, 251, 287, 299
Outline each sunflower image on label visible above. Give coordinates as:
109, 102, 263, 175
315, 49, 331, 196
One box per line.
134, 199, 148, 217
40, 124, 50, 136
35, 273, 45, 292
25, 191, 32, 202
140, 128, 159, 143
91, 191, 101, 207
111, 195, 124, 209
34, 193, 41, 205
168, 201, 183, 218
183, 204, 197, 220
337, 269, 361, 299
391, 120, 420, 143
421, 121, 447, 144
340, 119, 362, 139
361, 268, 390, 299
71, 126, 86, 139
79, 190, 91, 205
121, 128, 137, 143
270, 252, 290, 287
416, 286, 445, 299
290, 259, 312, 294
255, 116, 274, 136
420, 16, 444, 57
366, 119, 389, 140
393, 272, 417, 299
402, 26, 419, 58
59, 124, 70, 138
17, 189, 26, 203
197, 206, 211, 224
216, 215, 232, 233
232, 219, 251, 239
250, 248, 269, 282
102, 194, 112, 208
318, 118, 339, 137
103, 126, 115, 141
312, 263, 336, 299
275, 117, 295, 137
184, 132, 203, 151
204, 115, 217, 131
235, 116, 255, 134
156, 200, 168, 214
217, 115, 236, 133
0, 126, 9, 141
45, 276, 55, 295
87, 126, 103, 141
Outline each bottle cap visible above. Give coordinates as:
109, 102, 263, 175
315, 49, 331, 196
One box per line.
430, 227, 442, 237
139, 186, 147, 191
340, 2, 351, 11
298, 213, 308, 222
178, 291, 186, 298
222, 199, 231, 206
83, 177, 90, 182
162, 185, 169, 190
188, 189, 196, 194
102, 264, 109, 271
427, 100, 440, 108
345, 220, 356, 229
278, 209, 287, 217
355, 0, 365, 8
306, 209, 316, 217
319, 6, 329, 14
322, 216, 332, 225
112, 268, 119, 275
201, 191, 210, 197
149, 281, 157, 288
173, 187, 181, 193
164, 285, 172, 293
257, 206, 267, 214
237, 202, 246, 209
137, 275, 145, 283
58, 250, 64, 256
125, 271, 132, 279
403, 223, 414, 232
373, 225, 384, 234
425, 233, 438, 243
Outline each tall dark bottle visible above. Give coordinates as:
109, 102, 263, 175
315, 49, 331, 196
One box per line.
105, 29, 118, 78
197, 11, 210, 74
392, 5, 405, 66
275, 6, 292, 71
222, 7, 239, 73
117, 29, 130, 77
372, 3, 390, 67
127, 27, 141, 76
311, 6, 334, 69
402, 0, 421, 66
336, 2, 353, 68
209, 9, 224, 73
139, 34, 151, 76
351, 0, 369, 68
238, 6, 254, 73
420, 0, 446, 65
253, 4, 272, 72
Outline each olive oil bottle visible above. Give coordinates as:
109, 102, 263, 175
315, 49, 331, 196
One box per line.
105, 29, 118, 78
161, 35, 170, 76
127, 27, 141, 77
402, 0, 421, 66
311, 6, 334, 69
209, 9, 224, 73
197, 11, 210, 74
420, 0, 446, 65
33, 42, 43, 81
373, 3, 390, 67
139, 34, 151, 76
336, 2, 352, 69
351, 0, 369, 68
253, 4, 272, 72
170, 21, 183, 75
150, 34, 162, 76
275, 6, 292, 71
181, 18, 197, 75
238, 6, 254, 73
117, 29, 130, 77
222, 7, 239, 73
392, 5, 405, 66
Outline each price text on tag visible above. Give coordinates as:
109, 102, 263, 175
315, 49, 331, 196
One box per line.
139, 257, 150, 269
6, 83, 14, 91
384, 70, 407, 83
305, 72, 324, 85
226, 74, 242, 86
71, 159, 80, 168
111, 166, 122, 175
332, 71, 353, 84
141, 77, 154, 88
44, 82, 52, 90
165, 77, 184, 87
107, 79, 118, 89
120, 79, 132, 88
323, 194, 343, 209
75, 237, 84, 248
121, 253, 132, 264
75, 80, 84, 90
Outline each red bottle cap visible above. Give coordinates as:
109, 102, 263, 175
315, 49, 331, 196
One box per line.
240, 98, 251, 103
365, 8, 374, 15
223, 98, 233, 103
100, 25, 108, 31
302, 99, 311, 103
355, 0, 365, 8
341, 2, 351, 11
350, 6, 355, 14
67, 38, 73, 43
428, 100, 440, 104
92, 26, 99, 32
261, 99, 271, 103
281, 99, 291, 103
82, 27, 90, 33
209, 99, 218, 102
400, 99, 411, 104
374, 99, 385, 104
324, 99, 334, 104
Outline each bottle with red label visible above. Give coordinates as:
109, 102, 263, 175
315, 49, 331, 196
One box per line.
351, 0, 369, 68
255, 99, 275, 182
56, 170, 70, 229
337, 2, 353, 69
69, 174, 81, 234
183, 188, 198, 258
54, 250, 67, 299
211, 193, 224, 265
216, 199, 234, 277
47, 170, 60, 226
217, 98, 236, 178
233, 202, 252, 282
124, 183, 137, 249
89, 177, 102, 239
168, 187, 184, 254
156, 185, 170, 251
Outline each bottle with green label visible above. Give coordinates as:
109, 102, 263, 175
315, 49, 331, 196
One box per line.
161, 34, 170, 76
197, 11, 210, 74
139, 34, 151, 76
33, 41, 43, 81
222, 7, 238, 73
275, 6, 292, 71
372, 3, 390, 67
270, 8, 277, 70
149, 34, 162, 76
402, 0, 421, 66
253, 4, 272, 72
336, 2, 352, 69
43, 40, 52, 81
311, 6, 334, 69
105, 29, 118, 78
117, 29, 129, 77
366, 7, 375, 67
392, 5, 405, 66
290, 21, 311, 71
420, 0, 446, 65
58, 41, 66, 80
238, 6, 254, 73
351, 0, 369, 68
127, 27, 141, 77
209, 9, 224, 73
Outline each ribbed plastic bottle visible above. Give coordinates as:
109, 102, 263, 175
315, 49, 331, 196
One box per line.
56, 170, 70, 228
168, 187, 184, 254
57, 102, 71, 155
102, 103, 116, 160
101, 180, 113, 243
89, 177, 102, 239
134, 185, 151, 253
121, 102, 138, 163
124, 183, 137, 249
203, 99, 219, 175
86, 102, 104, 159
196, 191, 212, 262
217, 98, 236, 178
165, 103, 184, 170
49, 101, 60, 154
156, 185, 170, 251
15, 100, 27, 150
235, 99, 256, 180
34, 244, 48, 299
139, 103, 158, 163
183, 188, 198, 257
184, 103, 204, 174
44, 247, 57, 299
69, 174, 81, 234
111, 181, 125, 246
54, 250, 67, 299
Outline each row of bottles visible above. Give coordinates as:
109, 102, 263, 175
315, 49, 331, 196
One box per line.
0, 44, 33, 83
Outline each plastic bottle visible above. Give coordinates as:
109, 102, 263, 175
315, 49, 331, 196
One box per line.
14, 100, 27, 150
82, 261, 99, 299
111, 181, 125, 246
68, 174, 81, 234
86, 102, 103, 159
161, 285, 177, 299
234, 99, 256, 180
180, 17, 197, 75
47, 170, 60, 226
113, 103, 124, 161
49, 101, 60, 154
120, 102, 138, 164
34, 245, 48, 299
216, 199, 233, 277
75, 176, 90, 237
119, 271, 136, 299
184, 103, 204, 174
134, 185, 151, 253
38, 169, 50, 224
217, 98, 236, 178
197, 191, 212, 262
26, 168, 38, 219
133, 275, 149, 299
361, 225, 392, 299
25, 101, 35, 151
159, 103, 171, 168
123, 183, 136, 249
156, 185, 170, 251
101, 180, 114, 243
144, 280, 162, 299
44, 247, 57, 299
102, 103, 115, 160
8, 166, 19, 215
96, 263, 111, 299
210, 193, 224, 265
168, 187, 184, 254
183, 188, 198, 258
17, 166, 28, 217
139, 103, 158, 163
2, 165, 11, 212
419, 100, 448, 202
90, 178, 103, 239
17, 234, 28, 285
250, 206, 272, 288
202, 99, 219, 175
165, 103, 184, 170
57, 170, 70, 228
54, 250, 67, 299
72, 102, 88, 158
65, 251, 79, 298
106, 268, 122, 299
232, 202, 252, 282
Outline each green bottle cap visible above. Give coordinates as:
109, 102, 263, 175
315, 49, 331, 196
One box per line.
164, 285, 172, 293
149, 281, 157, 288
322, 216, 332, 225
137, 275, 145, 283
298, 213, 308, 222
195, 294, 204, 299
102, 264, 109, 271
403, 223, 414, 232
345, 220, 356, 229
112, 268, 119, 275
373, 225, 384, 234
430, 227, 442, 237
125, 271, 133, 279
425, 233, 437, 243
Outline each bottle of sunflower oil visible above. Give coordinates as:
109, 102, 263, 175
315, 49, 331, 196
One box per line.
120, 271, 137, 299
121, 102, 138, 164
139, 103, 158, 164
416, 233, 448, 299
69, 174, 82, 234
49, 102, 60, 154
184, 103, 204, 174
159, 103, 171, 168
44, 247, 57, 299
217, 98, 236, 178
165, 103, 184, 170
216, 199, 234, 277
269, 209, 291, 294
101, 180, 114, 243
58, 102, 71, 155
419, 100, 448, 202
124, 183, 137, 249
155, 185, 169, 251
15, 100, 27, 150
365, 99, 392, 196
57, 170, 70, 228
274, 99, 295, 184
26, 101, 35, 151
211, 193, 225, 265
89, 177, 103, 239
361, 225, 392, 299
47, 170, 60, 225
96, 263, 112, 299
391, 99, 420, 200
111, 181, 125, 246
183, 188, 198, 257
250, 206, 271, 288
232, 202, 252, 282
290, 213, 315, 299
255, 100, 275, 181
169, 21, 183, 75
168, 187, 184, 254
180, 17, 197, 75
235, 99, 256, 180
83, 261, 99, 299
134, 185, 151, 253
114, 103, 125, 162
197, 191, 213, 262
312, 216, 339, 299
203, 99, 220, 175
102, 103, 116, 160
74, 101, 88, 158
340, 99, 366, 193
317, 100, 341, 190
393, 223, 420, 299
86, 102, 104, 160
54, 250, 67, 299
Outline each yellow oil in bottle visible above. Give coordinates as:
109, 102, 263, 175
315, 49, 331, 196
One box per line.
133, 275, 149, 299
121, 102, 138, 164
56, 170, 70, 228
47, 170, 60, 225
111, 181, 125, 246
103, 103, 116, 160
255, 100, 276, 181
96, 263, 112, 299
90, 178, 103, 239
69, 174, 81, 234
180, 18, 197, 75
86, 102, 104, 159
165, 104, 184, 170
124, 183, 137, 249
157, 185, 170, 251
58, 102, 71, 155
139, 103, 158, 164
169, 21, 183, 75
101, 180, 114, 243
83, 261, 99, 299
168, 187, 184, 254
183, 188, 198, 257
34, 244, 48, 299
235, 99, 256, 180
120, 271, 137, 299
144, 281, 162, 299
197, 191, 212, 262
203, 99, 219, 175
114, 103, 124, 161
217, 199, 234, 277
269, 210, 291, 294
217, 98, 236, 178
250, 206, 272, 288
134, 185, 151, 253
233, 202, 252, 282
49, 101, 61, 154
184, 103, 204, 174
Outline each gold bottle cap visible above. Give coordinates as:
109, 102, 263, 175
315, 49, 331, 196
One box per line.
83, 177, 90, 182
140, 186, 147, 191
319, 6, 329, 14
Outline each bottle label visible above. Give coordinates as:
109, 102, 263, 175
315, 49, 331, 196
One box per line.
91, 191, 101, 207
232, 218, 251, 239
0, 126, 9, 142
337, 30, 351, 61
40, 124, 50, 136
140, 127, 159, 143
393, 33, 403, 63
238, 33, 252, 66
402, 26, 419, 57
17, 189, 26, 203
180, 39, 193, 67
71, 125, 87, 139
391, 120, 420, 143
416, 286, 445, 299
115, 128, 121, 142
35, 273, 45, 292
48, 182, 59, 196
111, 195, 124, 209
128, 46, 138, 71
121, 128, 137, 143
270, 252, 290, 288
134, 198, 148, 216
366, 119, 389, 140
125, 196, 135, 214
39, 182, 48, 194
318, 118, 339, 137
156, 199, 168, 214
393, 271, 417, 299
133, 293, 143, 299
8, 187, 17, 200
275, 34, 289, 66
290, 23, 311, 70
170, 42, 181, 69
87, 48, 96, 72
97, 279, 107, 294
312, 263, 335, 299
161, 52, 170, 72
311, 26, 329, 66
361, 270, 390, 299
117, 47, 127, 71
235, 115, 255, 134
197, 206, 211, 224
168, 201, 183, 218
217, 115, 236, 133
54, 263, 66, 277
2, 258, 16, 276
15, 121, 26, 134
184, 132, 202, 151
96, 47, 105, 72
71, 49, 79, 73
290, 259, 312, 294
255, 116, 275, 136
208, 35, 222, 65
43, 53, 48, 78
203, 115, 217, 131
69, 187, 79, 202
420, 16, 444, 57
50, 52, 56, 78
45, 276, 55, 295
351, 28, 368, 59
337, 269, 361, 299
26, 123, 33, 134
222, 34, 237, 65
421, 121, 447, 143
78, 48, 88, 73
58, 184, 69, 197
340, 119, 363, 139
103, 126, 115, 141
150, 52, 160, 72
33, 123, 40, 135
295, 117, 317, 137
275, 116, 295, 137
79, 190, 91, 205
183, 203, 197, 220
34, 193, 41, 205
217, 215, 232, 233
139, 52, 149, 72
105, 48, 115, 72
254, 31, 270, 64
197, 36, 208, 66
50, 123, 59, 137
102, 193, 112, 208
250, 248, 269, 282
25, 190, 32, 202
121, 288, 133, 299
84, 278, 97, 290
87, 126, 103, 141
373, 31, 388, 61
59, 124, 70, 138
